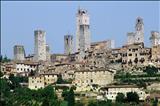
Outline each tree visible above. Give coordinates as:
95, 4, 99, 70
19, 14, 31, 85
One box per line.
88, 100, 97, 106
152, 97, 158, 106
67, 88, 75, 106
144, 65, 158, 75
0, 71, 3, 77
62, 87, 75, 106
116, 93, 125, 103
9, 74, 20, 89
126, 92, 139, 103
57, 74, 64, 84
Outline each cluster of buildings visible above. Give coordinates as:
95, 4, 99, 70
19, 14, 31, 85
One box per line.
1, 8, 160, 101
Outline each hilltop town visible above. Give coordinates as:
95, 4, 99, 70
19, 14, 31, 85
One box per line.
1, 8, 160, 106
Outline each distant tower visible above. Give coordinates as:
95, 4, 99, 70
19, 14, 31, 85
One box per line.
46, 44, 50, 61
64, 35, 73, 54
150, 31, 160, 47
34, 30, 46, 61
127, 32, 135, 45
135, 17, 144, 43
14, 45, 25, 61
76, 8, 90, 53
106, 40, 115, 49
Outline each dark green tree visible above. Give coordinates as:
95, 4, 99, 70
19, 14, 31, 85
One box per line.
126, 92, 139, 103
0, 71, 3, 77
9, 74, 20, 89
67, 88, 75, 106
88, 100, 97, 106
116, 93, 125, 103
57, 74, 64, 84
144, 65, 158, 75
152, 97, 158, 106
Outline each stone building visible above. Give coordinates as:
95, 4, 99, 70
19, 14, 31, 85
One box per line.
14, 45, 25, 61
34, 30, 46, 61
91, 40, 115, 51
150, 31, 160, 47
73, 69, 114, 91
51, 54, 68, 63
15, 61, 38, 76
28, 73, 58, 90
100, 85, 147, 101
151, 45, 160, 64
76, 8, 91, 60
64, 35, 74, 54
122, 43, 151, 68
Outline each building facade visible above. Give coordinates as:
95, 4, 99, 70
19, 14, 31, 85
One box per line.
28, 73, 58, 90
100, 85, 147, 101
74, 69, 114, 91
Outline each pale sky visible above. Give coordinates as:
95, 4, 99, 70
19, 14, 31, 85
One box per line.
1, 1, 160, 58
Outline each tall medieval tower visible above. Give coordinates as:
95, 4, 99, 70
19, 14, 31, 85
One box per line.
135, 17, 144, 43
34, 30, 46, 61
14, 45, 25, 61
64, 35, 73, 55
76, 8, 90, 53
150, 31, 160, 47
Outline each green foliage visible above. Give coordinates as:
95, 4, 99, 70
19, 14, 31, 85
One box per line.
75, 101, 84, 106
0, 55, 11, 63
152, 97, 158, 106
60, 101, 68, 106
88, 100, 97, 106
0, 75, 59, 106
57, 74, 65, 84
143, 65, 158, 75
61, 87, 75, 106
116, 93, 125, 103
126, 92, 139, 103
67, 88, 75, 106
56, 74, 72, 84
0, 71, 3, 77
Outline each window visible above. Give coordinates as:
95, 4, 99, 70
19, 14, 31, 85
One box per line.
135, 54, 137, 56
91, 79, 93, 83
129, 54, 132, 56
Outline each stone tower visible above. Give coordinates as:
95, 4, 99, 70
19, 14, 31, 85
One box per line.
34, 30, 46, 61
150, 31, 160, 47
64, 35, 73, 54
76, 8, 90, 53
14, 45, 25, 61
127, 32, 135, 45
46, 44, 50, 61
135, 17, 144, 43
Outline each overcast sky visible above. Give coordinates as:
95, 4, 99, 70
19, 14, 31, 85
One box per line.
1, 1, 159, 58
